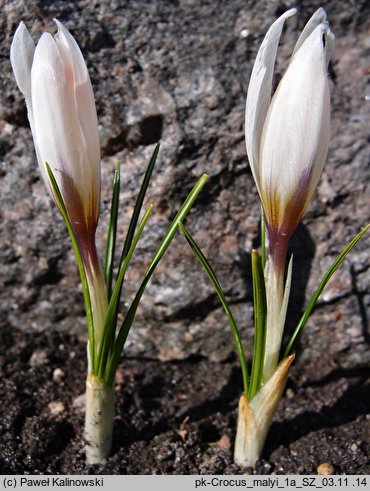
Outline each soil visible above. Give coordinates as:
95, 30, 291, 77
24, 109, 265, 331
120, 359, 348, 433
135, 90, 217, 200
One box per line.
0, 327, 368, 475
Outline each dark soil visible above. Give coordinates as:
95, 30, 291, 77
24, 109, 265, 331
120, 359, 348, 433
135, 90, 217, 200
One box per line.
0, 327, 368, 475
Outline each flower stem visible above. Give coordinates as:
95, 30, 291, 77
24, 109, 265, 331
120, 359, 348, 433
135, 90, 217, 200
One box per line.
80, 239, 109, 370
85, 374, 114, 464
262, 259, 285, 381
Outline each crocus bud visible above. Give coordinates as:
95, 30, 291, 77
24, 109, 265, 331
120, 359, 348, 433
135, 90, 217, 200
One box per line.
246, 8, 334, 267
10, 20, 101, 246
11, 20, 107, 349
246, 9, 334, 383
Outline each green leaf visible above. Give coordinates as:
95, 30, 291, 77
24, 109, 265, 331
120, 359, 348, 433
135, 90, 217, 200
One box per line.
100, 145, 159, 376
97, 204, 153, 379
179, 222, 249, 396
45, 163, 96, 368
119, 144, 159, 270
104, 174, 208, 385
104, 161, 121, 300
248, 249, 266, 400
278, 254, 293, 343
284, 224, 370, 357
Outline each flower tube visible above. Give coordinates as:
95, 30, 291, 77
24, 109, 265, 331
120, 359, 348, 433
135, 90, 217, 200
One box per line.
10, 20, 107, 348
245, 8, 334, 380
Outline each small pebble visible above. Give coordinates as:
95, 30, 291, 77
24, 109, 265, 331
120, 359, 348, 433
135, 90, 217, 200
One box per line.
286, 388, 294, 399
52, 368, 64, 382
351, 442, 358, 452
72, 393, 86, 412
177, 429, 187, 441
240, 28, 250, 38
213, 434, 231, 450
317, 463, 335, 475
263, 462, 273, 473
48, 401, 65, 417
29, 349, 48, 367
290, 447, 298, 457
115, 368, 125, 385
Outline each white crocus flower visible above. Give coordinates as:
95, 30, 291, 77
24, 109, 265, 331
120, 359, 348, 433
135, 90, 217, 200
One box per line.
245, 8, 334, 382
10, 20, 107, 358
246, 7, 334, 267
11, 20, 101, 242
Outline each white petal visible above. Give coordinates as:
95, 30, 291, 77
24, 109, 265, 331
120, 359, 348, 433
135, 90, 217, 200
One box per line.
323, 23, 335, 68
260, 24, 330, 229
245, 8, 296, 194
31, 32, 96, 215
54, 19, 89, 86
292, 7, 326, 57
10, 23, 47, 183
10, 22, 35, 100
54, 19, 100, 197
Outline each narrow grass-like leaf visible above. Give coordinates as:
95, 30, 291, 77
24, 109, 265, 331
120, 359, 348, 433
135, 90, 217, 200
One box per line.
180, 222, 249, 396
278, 254, 293, 351
105, 174, 208, 385
284, 224, 370, 356
104, 162, 121, 300
260, 207, 267, 270
119, 144, 160, 269
248, 249, 267, 400
46, 163, 95, 368
97, 204, 153, 379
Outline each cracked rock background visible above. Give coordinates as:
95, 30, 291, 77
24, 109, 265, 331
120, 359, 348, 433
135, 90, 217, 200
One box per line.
1, 0, 369, 367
